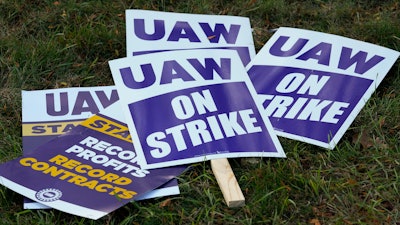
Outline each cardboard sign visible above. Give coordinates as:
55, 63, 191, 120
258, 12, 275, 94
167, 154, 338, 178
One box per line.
109, 49, 285, 169
0, 102, 186, 219
22, 87, 119, 153
21, 86, 181, 209
125, 9, 257, 205
126, 9, 255, 65
246, 27, 400, 149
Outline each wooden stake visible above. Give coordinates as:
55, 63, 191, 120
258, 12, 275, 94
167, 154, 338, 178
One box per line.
210, 158, 245, 207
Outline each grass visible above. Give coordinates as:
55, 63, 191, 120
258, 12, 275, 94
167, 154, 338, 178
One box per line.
1, 0, 399, 224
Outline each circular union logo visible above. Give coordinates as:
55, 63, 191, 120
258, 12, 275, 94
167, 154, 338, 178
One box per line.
35, 188, 62, 202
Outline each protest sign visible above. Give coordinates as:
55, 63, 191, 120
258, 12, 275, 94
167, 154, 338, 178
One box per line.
109, 49, 285, 169
22, 87, 119, 153
0, 102, 186, 219
126, 9, 255, 65
21, 86, 181, 209
246, 27, 400, 149
125, 10, 257, 205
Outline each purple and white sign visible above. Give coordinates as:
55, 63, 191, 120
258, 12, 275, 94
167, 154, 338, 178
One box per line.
22, 87, 119, 154
21, 87, 181, 209
109, 49, 285, 169
126, 10, 255, 66
246, 27, 400, 149
0, 102, 186, 219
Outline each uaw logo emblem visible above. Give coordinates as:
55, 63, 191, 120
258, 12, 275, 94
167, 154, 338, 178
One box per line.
35, 188, 62, 202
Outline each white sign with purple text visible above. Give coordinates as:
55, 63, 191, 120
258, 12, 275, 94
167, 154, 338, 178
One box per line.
109, 49, 285, 169
21, 86, 181, 209
247, 27, 400, 149
126, 9, 255, 66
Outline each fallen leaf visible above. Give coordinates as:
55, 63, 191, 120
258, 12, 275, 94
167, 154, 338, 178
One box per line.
378, 117, 385, 129
343, 219, 353, 224
374, 137, 389, 149
386, 215, 392, 223
346, 178, 357, 185
159, 198, 172, 208
309, 218, 321, 225
386, 92, 396, 98
248, 0, 257, 5
353, 131, 373, 149
88, 14, 97, 21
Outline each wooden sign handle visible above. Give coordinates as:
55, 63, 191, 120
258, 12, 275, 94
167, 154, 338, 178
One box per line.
210, 158, 245, 207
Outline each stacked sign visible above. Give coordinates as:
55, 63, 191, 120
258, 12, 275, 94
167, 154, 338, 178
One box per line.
21, 87, 182, 209
0, 101, 186, 219
0, 9, 399, 220
0, 10, 265, 219
108, 49, 285, 169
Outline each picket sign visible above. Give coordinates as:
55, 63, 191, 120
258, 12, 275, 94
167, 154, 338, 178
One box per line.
247, 27, 400, 149
0, 101, 186, 219
125, 10, 258, 207
125, 10, 256, 65
109, 49, 285, 205
21, 86, 182, 209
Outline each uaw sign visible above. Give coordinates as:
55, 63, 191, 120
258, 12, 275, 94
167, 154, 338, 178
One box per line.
247, 27, 400, 149
109, 49, 285, 169
0, 102, 185, 219
21, 87, 182, 210
125, 9, 255, 65
22, 87, 119, 153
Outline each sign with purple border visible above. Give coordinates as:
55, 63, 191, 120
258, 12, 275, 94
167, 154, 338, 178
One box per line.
246, 27, 400, 149
21, 87, 182, 209
0, 102, 186, 219
109, 49, 285, 169
125, 9, 255, 66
